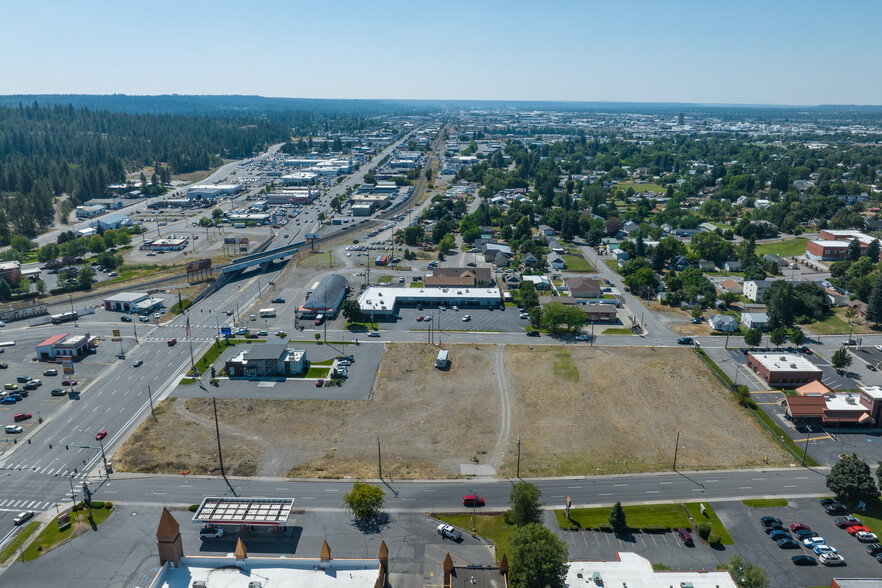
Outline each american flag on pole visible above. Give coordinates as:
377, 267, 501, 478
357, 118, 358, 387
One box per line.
185, 315, 190, 338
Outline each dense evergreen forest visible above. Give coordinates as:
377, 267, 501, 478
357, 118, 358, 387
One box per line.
0, 101, 382, 241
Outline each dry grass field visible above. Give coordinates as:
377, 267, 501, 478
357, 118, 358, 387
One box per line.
114, 343, 500, 479
500, 345, 788, 477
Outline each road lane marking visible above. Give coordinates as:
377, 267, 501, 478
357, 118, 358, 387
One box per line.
646, 491, 660, 494
706, 479, 718, 482
737, 487, 751, 490
752, 478, 765, 480
614, 484, 627, 487
660, 481, 672, 484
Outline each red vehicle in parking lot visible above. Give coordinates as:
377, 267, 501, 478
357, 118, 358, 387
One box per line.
790, 523, 810, 532
61, 379, 77, 387
13, 413, 31, 422
847, 525, 872, 536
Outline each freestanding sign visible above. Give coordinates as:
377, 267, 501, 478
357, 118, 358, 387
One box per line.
61, 356, 74, 375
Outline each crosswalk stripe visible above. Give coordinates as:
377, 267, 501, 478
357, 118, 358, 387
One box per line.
26, 501, 36, 508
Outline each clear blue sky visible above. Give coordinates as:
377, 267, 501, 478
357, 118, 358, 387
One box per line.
3, 0, 880, 105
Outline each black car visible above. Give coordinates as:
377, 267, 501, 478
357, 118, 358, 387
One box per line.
0, 363, 7, 369
866, 543, 882, 556
794, 529, 818, 540
824, 501, 848, 515
761, 516, 783, 527
769, 529, 790, 541
527, 330, 540, 337
877, 552, 882, 564
739, 347, 748, 355
777, 537, 800, 549
792, 555, 817, 566
120, 315, 132, 322
677, 337, 693, 345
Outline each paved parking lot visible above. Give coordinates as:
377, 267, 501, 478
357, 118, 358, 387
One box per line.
172, 340, 384, 401
716, 498, 882, 586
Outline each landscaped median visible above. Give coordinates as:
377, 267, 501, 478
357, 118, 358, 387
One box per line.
555, 502, 733, 545
435, 513, 510, 563
19, 502, 114, 561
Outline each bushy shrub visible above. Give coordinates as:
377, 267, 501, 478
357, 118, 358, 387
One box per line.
642, 525, 668, 533
90, 501, 105, 509
708, 533, 722, 547
104, 502, 113, 509
698, 522, 712, 539
189, 504, 200, 512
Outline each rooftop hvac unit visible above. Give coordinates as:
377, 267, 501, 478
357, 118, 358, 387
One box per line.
780, 356, 787, 361
847, 396, 857, 404
248, 582, 263, 588
790, 363, 797, 368
192, 582, 207, 588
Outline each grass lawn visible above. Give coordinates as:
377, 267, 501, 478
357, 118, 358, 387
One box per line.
170, 299, 192, 313
409, 282, 424, 288
605, 259, 620, 274
602, 328, 633, 335
179, 378, 197, 385
305, 367, 330, 378
193, 339, 235, 374
312, 358, 336, 366
805, 307, 875, 335
561, 254, 595, 272
849, 498, 882, 536
0, 521, 39, 563
552, 350, 579, 382
617, 181, 666, 193
22, 506, 114, 561
755, 238, 807, 258
742, 498, 789, 508
377, 275, 393, 284
684, 502, 734, 544
436, 514, 511, 563
556, 503, 690, 531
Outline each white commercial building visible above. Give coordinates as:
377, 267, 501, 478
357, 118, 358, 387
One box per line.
567, 552, 736, 588
186, 184, 241, 199
358, 286, 501, 318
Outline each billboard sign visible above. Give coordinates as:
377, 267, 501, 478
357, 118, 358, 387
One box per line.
305, 233, 319, 240
61, 356, 74, 375
186, 258, 212, 273
221, 327, 232, 335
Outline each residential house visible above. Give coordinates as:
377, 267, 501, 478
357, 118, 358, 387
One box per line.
670, 255, 690, 271
697, 260, 716, 272
502, 274, 521, 290
741, 312, 769, 330
709, 314, 738, 332
621, 221, 640, 236
723, 260, 742, 272
548, 252, 566, 270
494, 251, 511, 267
742, 280, 774, 303
521, 253, 538, 268
565, 277, 602, 298
522, 275, 551, 290
482, 242, 512, 262
762, 253, 788, 269
538, 225, 554, 237
717, 279, 742, 294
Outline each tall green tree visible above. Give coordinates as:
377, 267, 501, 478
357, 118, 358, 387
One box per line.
0, 280, 10, 302
342, 481, 385, 520
831, 347, 853, 375
769, 327, 788, 348
508, 523, 569, 588
846, 238, 862, 261
608, 501, 628, 533
744, 328, 762, 348
340, 299, 363, 324
866, 274, 882, 327
866, 239, 881, 263
827, 454, 879, 505
764, 281, 797, 329
507, 482, 543, 527
788, 328, 806, 347
720, 554, 769, 588
77, 266, 95, 290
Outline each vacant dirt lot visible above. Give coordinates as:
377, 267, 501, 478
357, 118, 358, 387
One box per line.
500, 346, 788, 477
114, 343, 500, 479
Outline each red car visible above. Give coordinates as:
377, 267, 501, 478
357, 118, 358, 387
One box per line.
226, 310, 233, 316
13, 413, 31, 422
61, 379, 77, 387
95, 430, 107, 441
167, 338, 177, 346
463, 495, 485, 507
790, 523, 810, 532
416, 316, 425, 322
847, 525, 872, 535
315, 379, 323, 388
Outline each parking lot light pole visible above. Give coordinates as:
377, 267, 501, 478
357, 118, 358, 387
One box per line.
801, 424, 812, 467
516, 435, 521, 478
672, 429, 681, 471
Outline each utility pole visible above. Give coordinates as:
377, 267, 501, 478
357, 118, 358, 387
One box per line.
377, 436, 382, 480
802, 424, 812, 467
672, 429, 681, 471
146, 385, 156, 420
516, 435, 521, 478
213, 397, 225, 477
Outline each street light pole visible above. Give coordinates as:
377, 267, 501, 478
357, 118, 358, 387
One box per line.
516, 435, 521, 479
672, 429, 681, 471
802, 425, 812, 467
377, 436, 382, 480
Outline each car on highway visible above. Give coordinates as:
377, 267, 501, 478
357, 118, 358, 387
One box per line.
50, 389, 66, 396
676, 529, 693, 546
43, 369, 57, 376
199, 526, 224, 539
869, 364, 877, 371
13, 413, 31, 422
677, 337, 693, 345
13, 511, 34, 525
167, 338, 177, 346
835, 516, 862, 528
847, 525, 871, 535
777, 537, 800, 549
120, 315, 132, 322
463, 495, 484, 507
856, 531, 878, 542
575, 334, 589, 341
271, 298, 285, 303
368, 331, 380, 337
132, 360, 143, 367
527, 330, 540, 337
842, 339, 857, 346
61, 379, 77, 387
819, 552, 844, 566
437, 524, 462, 542
791, 554, 817, 566
95, 430, 107, 441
